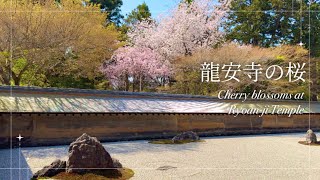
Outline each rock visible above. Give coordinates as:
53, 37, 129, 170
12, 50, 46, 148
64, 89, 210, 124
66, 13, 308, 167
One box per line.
172, 131, 200, 143
32, 159, 66, 178
112, 158, 123, 168
157, 165, 177, 171
306, 129, 317, 143
66, 133, 114, 174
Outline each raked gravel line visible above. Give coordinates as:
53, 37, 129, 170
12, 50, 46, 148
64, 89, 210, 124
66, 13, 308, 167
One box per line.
1, 133, 320, 180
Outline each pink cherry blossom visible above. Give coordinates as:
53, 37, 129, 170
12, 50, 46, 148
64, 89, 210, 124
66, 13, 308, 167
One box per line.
128, 0, 230, 60
102, 0, 230, 90
101, 46, 172, 89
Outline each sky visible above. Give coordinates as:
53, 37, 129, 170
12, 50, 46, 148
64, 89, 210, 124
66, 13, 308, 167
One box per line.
121, 0, 180, 19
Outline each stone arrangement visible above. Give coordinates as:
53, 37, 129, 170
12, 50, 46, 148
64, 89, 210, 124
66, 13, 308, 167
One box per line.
32, 133, 122, 179
32, 159, 66, 178
172, 131, 200, 143
306, 129, 317, 143
66, 133, 115, 174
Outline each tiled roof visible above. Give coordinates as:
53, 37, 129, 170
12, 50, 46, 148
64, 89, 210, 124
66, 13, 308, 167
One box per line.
0, 86, 318, 113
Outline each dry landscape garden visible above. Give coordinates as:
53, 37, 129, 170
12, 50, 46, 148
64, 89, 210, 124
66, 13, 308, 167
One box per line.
1, 0, 320, 179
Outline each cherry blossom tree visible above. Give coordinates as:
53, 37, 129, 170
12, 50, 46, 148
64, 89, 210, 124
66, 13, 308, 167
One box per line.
102, 0, 230, 91
101, 46, 171, 91
128, 0, 230, 60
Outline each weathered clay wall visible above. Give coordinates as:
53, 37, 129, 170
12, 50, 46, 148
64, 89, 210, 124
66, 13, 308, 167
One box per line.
1, 113, 319, 148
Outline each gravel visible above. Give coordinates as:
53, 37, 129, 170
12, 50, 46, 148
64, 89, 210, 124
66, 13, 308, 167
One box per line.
1, 133, 320, 179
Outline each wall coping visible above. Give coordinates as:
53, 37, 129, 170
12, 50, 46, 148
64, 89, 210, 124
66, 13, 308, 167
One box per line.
0, 86, 316, 103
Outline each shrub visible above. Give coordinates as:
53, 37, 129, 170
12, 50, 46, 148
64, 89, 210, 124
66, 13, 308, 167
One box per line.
169, 43, 310, 99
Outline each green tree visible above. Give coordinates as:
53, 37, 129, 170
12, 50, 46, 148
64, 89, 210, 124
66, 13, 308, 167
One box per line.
90, 0, 124, 25
307, 2, 320, 57
226, 0, 294, 47
226, 0, 320, 56
125, 2, 151, 26
226, 0, 320, 101
119, 2, 152, 41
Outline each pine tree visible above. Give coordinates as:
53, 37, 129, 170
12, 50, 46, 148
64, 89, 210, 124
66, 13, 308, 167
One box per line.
125, 2, 151, 26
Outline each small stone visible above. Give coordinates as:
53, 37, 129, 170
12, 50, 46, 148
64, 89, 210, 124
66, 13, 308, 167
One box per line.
172, 131, 200, 143
157, 165, 177, 171
32, 159, 66, 178
112, 158, 123, 168
306, 129, 317, 143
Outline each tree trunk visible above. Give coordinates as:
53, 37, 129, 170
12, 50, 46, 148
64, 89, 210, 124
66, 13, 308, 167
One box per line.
139, 76, 142, 92
1, 77, 10, 85
125, 75, 129, 91
14, 79, 20, 86
0, 67, 10, 85
11, 72, 20, 86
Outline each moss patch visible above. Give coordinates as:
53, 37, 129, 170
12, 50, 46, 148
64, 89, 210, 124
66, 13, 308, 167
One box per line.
298, 141, 320, 146
149, 139, 204, 144
37, 168, 134, 180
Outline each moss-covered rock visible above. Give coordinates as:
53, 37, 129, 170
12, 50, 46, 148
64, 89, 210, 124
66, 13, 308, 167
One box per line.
37, 168, 134, 180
